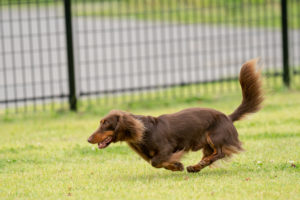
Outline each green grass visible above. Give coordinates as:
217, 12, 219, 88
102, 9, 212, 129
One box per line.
0, 87, 299, 199
72, 0, 300, 29
1, 0, 300, 29
73, 0, 300, 29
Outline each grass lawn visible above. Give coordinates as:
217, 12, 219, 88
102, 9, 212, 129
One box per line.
72, 0, 300, 29
1, 0, 299, 29
0, 88, 299, 199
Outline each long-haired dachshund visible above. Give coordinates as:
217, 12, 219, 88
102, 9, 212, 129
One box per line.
88, 59, 263, 173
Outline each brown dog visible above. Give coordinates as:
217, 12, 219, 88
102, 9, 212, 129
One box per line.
88, 59, 263, 173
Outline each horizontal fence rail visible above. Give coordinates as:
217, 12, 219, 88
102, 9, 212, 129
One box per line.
0, 0, 300, 114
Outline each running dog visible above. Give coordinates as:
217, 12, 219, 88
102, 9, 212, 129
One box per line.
88, 59, 263, 173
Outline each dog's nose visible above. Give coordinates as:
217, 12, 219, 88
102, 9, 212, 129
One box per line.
87, 137, 92, 143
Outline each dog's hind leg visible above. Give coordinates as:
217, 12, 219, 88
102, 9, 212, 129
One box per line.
186, 134, 225, 173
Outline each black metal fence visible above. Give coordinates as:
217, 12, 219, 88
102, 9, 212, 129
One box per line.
0, 0, 299, 114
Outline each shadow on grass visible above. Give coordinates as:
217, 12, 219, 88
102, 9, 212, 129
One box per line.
118, 169, 235, 182
118, 162, 298, 182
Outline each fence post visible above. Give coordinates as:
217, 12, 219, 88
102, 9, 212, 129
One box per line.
281, 0, 290, 87
64, 0, 77, 111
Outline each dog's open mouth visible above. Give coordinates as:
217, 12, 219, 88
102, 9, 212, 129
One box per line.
98, 136, 112, 149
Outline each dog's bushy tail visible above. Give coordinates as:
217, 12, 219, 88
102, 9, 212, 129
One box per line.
229, 58, 264, 122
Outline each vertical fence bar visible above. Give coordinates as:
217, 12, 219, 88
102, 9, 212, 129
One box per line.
64, 0, 77, 111
281, 0, 290, 87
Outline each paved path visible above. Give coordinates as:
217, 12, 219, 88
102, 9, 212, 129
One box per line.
1, 7, 300, 107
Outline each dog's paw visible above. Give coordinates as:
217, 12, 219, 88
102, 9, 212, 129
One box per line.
174, 162, 184, 171
186, 166, 200, 173
165, 162, 184, 171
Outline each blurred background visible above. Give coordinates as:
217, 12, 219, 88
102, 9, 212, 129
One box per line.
0, 0, 299, 114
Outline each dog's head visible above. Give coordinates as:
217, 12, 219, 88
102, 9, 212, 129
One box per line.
87, 110, 144, 149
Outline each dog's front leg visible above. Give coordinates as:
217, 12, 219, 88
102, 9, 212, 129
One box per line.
151, 153, 184, 172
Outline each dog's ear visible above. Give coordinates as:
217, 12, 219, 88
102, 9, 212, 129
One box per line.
115, 113, 144, 142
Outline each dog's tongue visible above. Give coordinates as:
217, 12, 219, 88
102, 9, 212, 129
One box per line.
97, 136, 112, 149
98, 142, 106, 149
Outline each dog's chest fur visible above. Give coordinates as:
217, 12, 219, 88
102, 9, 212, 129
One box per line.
127, 142, 154, 162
